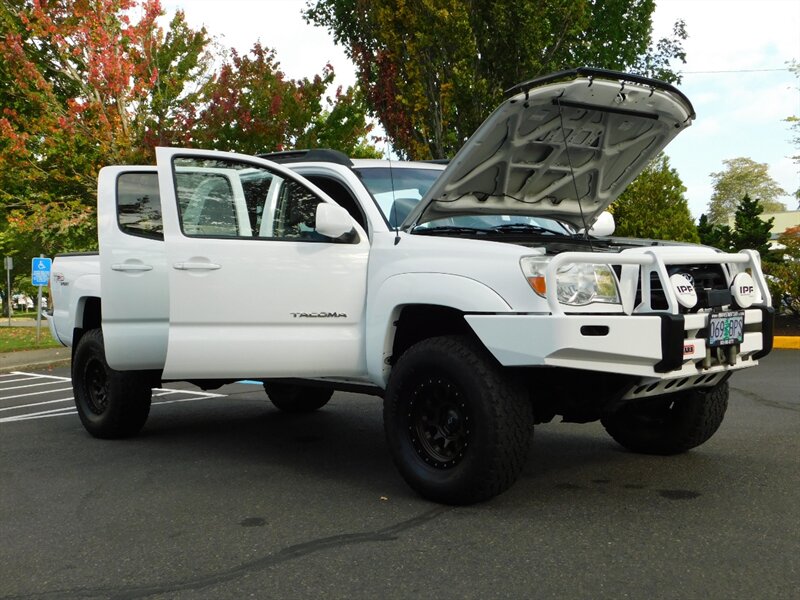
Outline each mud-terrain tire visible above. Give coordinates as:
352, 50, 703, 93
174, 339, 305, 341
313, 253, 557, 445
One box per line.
384, 335, 533, 505
72, 329, 152, 439
601, 382, 729, 455
263, 383, 333, 413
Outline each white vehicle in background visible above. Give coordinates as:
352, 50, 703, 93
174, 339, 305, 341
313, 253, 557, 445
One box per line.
49, 69, 774, 504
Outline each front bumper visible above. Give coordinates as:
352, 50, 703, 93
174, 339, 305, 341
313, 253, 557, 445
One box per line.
465, 305, 773, 380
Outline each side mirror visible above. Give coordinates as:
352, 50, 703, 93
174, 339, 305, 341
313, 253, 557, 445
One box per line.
315, 203, 355, 239
588, 211, 615, 237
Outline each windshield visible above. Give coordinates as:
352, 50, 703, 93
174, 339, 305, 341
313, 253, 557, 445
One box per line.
354, 165, 576, 235
354, 166, 441, 227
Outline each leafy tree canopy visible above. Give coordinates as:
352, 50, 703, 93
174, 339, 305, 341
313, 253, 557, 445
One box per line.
190, 43, 379, 157
609, 153, 699, 243
763, 225, 800, 316
786, 60, 799, 202
0, 0, 213, 267
304, 0, 687, 159
697, 213, 731, 251
729, 193, 773, 258
0, 0, 379, 272
698, 194, 774, 259
706, 157, 787, 224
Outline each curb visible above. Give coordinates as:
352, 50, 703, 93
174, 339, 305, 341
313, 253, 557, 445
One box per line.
0, 348, 71, 373
0, 357, 71, 373
774, 336, 800, 350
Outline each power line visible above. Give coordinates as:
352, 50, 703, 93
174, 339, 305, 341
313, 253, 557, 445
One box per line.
679, 67, 793, 74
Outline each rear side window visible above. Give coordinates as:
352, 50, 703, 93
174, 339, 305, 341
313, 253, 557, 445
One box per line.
116, 172, 163, 240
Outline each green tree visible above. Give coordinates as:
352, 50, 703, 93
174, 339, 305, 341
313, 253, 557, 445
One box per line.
786, 60, 799, 202
763, 226, 800, 316
696, 213, 715, 245
706, 157, 787, 224
304, 0, 687, 159
0, 0, 213, 269
696, 213, 732, 251
729, 194, 774, 259
609, 153, 699, 242
0, 0, 380, 272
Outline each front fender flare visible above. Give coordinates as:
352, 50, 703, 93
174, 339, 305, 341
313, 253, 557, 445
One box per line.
366, 273, 511, 387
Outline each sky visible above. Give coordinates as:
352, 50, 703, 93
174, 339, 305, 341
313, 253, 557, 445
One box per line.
161, 0, 800, 219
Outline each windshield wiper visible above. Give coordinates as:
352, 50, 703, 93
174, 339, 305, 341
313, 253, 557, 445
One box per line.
412, 225, 487, 235
490, 223, 572, 236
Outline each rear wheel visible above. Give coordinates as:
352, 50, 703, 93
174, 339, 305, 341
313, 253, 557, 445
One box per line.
263, 382, 333, 413
601, 382, 729, 455
72, 329, 152, 438
384, 336, 533, 505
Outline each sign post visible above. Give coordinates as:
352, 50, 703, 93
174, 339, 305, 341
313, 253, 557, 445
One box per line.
32, 256, 51, 344
4, 256, 11, 327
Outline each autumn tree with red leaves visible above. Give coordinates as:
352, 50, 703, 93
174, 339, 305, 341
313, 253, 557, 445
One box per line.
0, 0, 211, 266
0, 0, 377, 276
191, 43, 378, 157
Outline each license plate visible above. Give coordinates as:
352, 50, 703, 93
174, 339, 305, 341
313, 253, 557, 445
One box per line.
708, 310, 744, 347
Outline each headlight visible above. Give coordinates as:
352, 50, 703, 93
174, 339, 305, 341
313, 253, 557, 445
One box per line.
520, 258, 620, 306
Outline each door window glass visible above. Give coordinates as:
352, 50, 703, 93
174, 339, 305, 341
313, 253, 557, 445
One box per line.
173, 157, 334, 241
116, 172, 163, 240
177, 172, 241, 236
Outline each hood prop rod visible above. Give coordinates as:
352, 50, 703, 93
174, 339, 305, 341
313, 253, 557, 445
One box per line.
556, 96, 595, 252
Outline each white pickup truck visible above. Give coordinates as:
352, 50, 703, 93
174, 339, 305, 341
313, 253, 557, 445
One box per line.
49, 69, 774, 504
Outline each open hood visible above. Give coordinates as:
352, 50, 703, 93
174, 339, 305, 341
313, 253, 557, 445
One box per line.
402, 68, 695, 231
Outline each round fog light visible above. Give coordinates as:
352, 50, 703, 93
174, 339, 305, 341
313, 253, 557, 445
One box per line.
670, 273, 698, 308
731, 272, 756, 308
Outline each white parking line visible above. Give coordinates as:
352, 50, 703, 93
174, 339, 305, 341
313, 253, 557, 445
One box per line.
11, 371, 72, 381
1, 387, 74, 401
0, 376, 45, 384
0, 380, 72, 392
152, 396, 220, 405
0, 395, 220, 423
0, 397, 73, 412
0, 372, 227, 423
2, 412, 74, 422
0, 406, 76, 422
153, 387, 226, 398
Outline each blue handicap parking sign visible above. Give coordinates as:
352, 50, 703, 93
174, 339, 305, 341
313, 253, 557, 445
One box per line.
32, 257, 52, 286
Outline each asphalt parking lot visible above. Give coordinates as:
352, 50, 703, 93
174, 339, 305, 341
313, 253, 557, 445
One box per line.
1, 351, 798, 599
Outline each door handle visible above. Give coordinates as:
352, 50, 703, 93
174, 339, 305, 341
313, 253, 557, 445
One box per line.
173, 262, 221, 271
111, 263, 153, 272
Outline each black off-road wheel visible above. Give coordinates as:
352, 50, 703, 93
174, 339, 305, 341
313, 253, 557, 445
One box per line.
384, 336, 533, 505
601, 381, 729, 455
263, 382, 333, 413
72, 329, 152, 439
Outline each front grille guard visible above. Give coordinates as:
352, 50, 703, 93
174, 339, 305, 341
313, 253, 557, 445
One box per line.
543, 248, 771, 316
